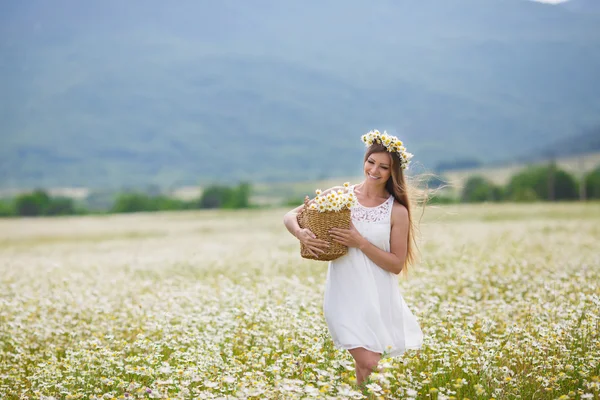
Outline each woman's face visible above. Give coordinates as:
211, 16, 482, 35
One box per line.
364, 151, 392, 185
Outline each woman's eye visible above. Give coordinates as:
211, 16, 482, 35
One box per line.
367, 160, 374, 164
382, 167, 388, 170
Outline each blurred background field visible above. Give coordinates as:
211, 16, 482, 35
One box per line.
2, 150, 600, 214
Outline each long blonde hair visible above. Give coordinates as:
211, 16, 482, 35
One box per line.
364, 143, 425, 276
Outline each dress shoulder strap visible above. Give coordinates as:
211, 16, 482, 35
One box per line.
387, 194, 395, 220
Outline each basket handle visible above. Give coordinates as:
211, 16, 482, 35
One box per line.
297, 196, 310, 228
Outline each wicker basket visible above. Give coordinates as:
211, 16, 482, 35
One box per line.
296, 196, 351, 261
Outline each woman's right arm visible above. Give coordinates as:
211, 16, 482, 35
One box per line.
282, 185, 346, 237
283, 202, 330, 258
283, 203, 305, 238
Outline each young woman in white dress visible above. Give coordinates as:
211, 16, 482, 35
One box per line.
283, 130, 423, 388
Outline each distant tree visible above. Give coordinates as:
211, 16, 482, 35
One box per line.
0, 200, 14, 217
15, 189, 51, 216
461, 176, 503, 203
111, 193, 157, 213
506, 165, 578, 201
585, 164, 600, 199
227, 182, 251, 209
46, 197, 76, 216
199, 185, 234, 209
199, 183, 252, 209
154, 196, 191, 211
111, 191, 194, 213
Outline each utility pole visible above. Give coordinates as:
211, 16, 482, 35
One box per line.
547, 152, 556, 202
579, 155, 586, 201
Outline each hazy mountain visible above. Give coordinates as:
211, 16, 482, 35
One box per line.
1, 0, 599, 189
533, 127, 600, 160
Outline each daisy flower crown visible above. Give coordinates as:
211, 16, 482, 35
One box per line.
361, 129, 414, 170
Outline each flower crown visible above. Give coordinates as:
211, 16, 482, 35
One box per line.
361, 129, 414, 170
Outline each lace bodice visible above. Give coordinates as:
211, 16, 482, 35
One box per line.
349, 185, 394, 223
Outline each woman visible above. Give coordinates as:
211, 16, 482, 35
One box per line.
283, 130, 424, 388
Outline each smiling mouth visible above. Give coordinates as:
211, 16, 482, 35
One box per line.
368, 174, 381, 180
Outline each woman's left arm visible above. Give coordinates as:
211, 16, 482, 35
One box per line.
329, 204, 409, 275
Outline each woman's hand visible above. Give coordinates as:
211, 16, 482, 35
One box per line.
329, 222, 366, 249
296, 228, 330, 258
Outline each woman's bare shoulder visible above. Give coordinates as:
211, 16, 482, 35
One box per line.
391, 201, 409, 223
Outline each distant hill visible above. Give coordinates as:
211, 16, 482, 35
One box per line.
1, 0, 600, 189
531, 127, 600, 160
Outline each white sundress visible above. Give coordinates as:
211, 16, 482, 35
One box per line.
323, 185, 424, 357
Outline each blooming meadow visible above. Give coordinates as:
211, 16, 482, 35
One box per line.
0, 203, 599, 399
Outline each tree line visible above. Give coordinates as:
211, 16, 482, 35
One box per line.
0, 183, 252, 217
1, 163, 599, 217
456, 163, 600, 203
